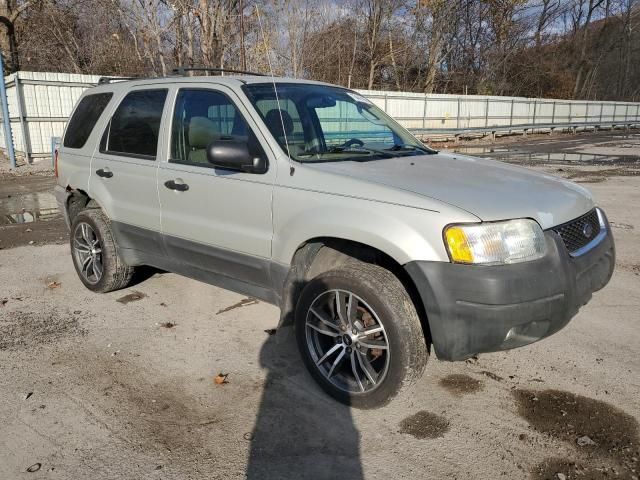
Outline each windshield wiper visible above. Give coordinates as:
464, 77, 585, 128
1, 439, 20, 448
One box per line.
386, 144, 437, 154
314, 146, 394, 158
326, 146, 370, 154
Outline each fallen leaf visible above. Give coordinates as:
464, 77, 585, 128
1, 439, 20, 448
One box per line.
577, 435, 597, 446
0, 299, 7, 306
47, 281, 61, 289
116, 291, 147, 304
26, 463, 41, 473
216, 297, 258, 315
214, 373, 229, 385
159, 322, 176, 329
264, 328, 277, 336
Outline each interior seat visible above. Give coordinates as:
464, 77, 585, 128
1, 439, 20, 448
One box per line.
188, 116, 220, 164
263, 109, 305, 156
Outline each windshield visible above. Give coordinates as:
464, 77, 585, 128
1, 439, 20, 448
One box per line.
242, 83, 436, 162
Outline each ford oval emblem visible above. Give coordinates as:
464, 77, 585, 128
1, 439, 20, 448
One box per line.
582, 223, 594, 239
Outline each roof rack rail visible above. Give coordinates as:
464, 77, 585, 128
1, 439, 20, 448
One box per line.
172, 67, 267, 77
98, 76, 138, 84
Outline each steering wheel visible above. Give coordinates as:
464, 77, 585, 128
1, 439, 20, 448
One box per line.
342, 138, 364, 148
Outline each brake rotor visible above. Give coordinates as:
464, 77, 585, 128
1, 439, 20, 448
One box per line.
358, 306, 383, 360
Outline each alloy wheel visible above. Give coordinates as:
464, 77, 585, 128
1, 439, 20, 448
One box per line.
72, 222, 103, 285
305, 289, 390, 394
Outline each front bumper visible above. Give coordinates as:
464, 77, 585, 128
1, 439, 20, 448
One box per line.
405, 212, 615, 361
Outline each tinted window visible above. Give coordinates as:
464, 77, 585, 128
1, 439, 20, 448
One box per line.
104, 89, 167, 158
63, 93, 113, 149
171, 89, 262, 166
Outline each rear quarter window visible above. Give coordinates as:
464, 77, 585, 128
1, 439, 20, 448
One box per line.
63, 92, 113, 149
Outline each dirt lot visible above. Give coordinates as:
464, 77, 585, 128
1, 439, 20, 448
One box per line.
0, 131, 639, 479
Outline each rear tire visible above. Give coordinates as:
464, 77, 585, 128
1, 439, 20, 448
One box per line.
295, 261, 428, 408
70, 209, 134, 293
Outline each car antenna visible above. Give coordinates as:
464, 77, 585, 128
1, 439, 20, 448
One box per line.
255, 4, 294, 176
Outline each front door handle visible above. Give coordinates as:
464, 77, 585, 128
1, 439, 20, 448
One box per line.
164, 179, 189, 192
96, 168, 113, 178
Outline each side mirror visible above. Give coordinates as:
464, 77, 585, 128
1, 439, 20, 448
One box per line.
206, 140, 267, 174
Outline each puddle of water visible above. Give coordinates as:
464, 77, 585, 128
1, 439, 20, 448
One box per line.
439, 374, 484, 396
514, 389, 639, 479
0, 191, 60, 225
399, 410, 450, 439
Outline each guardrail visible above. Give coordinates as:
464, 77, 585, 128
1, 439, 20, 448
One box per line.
407, 121, 640, 140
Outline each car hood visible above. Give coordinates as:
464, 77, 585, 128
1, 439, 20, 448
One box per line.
306, 153, 594, 229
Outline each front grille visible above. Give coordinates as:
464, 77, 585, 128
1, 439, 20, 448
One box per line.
552, 209, 601, 254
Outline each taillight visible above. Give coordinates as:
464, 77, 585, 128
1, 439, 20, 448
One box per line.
54, 149, 59, 177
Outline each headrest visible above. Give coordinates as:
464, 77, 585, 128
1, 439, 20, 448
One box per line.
264, 109, 294, 138
188, 116, 217, 149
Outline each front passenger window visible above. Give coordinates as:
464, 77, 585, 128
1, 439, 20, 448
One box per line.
170, 89, 259, 166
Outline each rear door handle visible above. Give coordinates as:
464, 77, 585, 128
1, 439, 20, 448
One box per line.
96, 168, 113, 178
164, 179, 189, 192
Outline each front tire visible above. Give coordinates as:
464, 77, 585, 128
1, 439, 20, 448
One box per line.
295, 261, 428, 408
70, 209, 134, 293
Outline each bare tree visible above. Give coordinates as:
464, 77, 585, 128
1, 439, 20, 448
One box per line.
0, 0, 38, 71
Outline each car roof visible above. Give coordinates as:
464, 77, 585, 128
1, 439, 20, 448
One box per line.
88, 75, 337, 94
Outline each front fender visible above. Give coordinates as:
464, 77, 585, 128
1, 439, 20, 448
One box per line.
271, 186, 478, 266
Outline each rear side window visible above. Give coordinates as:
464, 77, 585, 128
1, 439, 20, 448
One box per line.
102, 89, 168, 159
63, 93, 113, 149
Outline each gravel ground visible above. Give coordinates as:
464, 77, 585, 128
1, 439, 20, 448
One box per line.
0, 132, 638, 479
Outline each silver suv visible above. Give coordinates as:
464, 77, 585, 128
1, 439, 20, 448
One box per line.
55, 73, 615, 408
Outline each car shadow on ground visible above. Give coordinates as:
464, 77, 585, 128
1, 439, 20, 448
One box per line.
246, 325, 364, 480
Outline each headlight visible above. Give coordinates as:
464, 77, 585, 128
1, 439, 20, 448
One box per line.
444, 219, 547, 265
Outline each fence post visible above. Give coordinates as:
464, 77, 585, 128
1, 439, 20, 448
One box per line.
422, 95, 427, 130
551, 100, 556, 125
51, 136, 60, 170
532, 99, 537, 125
14, 74, 31, 162
509, 99, 514, 127
484, 98, 489, 128
0, 54, 16, 169
568, 102, 572, 124
384, 93, 388, 113
585, 102, 589, 126
599, 102, 604, 123
456, 97, 461, 130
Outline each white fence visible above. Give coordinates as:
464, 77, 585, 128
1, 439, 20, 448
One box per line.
359, 89, 640, 133
1, 71, 640, 158
0, 72, 101, 159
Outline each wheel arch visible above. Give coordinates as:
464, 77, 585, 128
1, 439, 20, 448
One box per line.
277, 236, 432, 345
